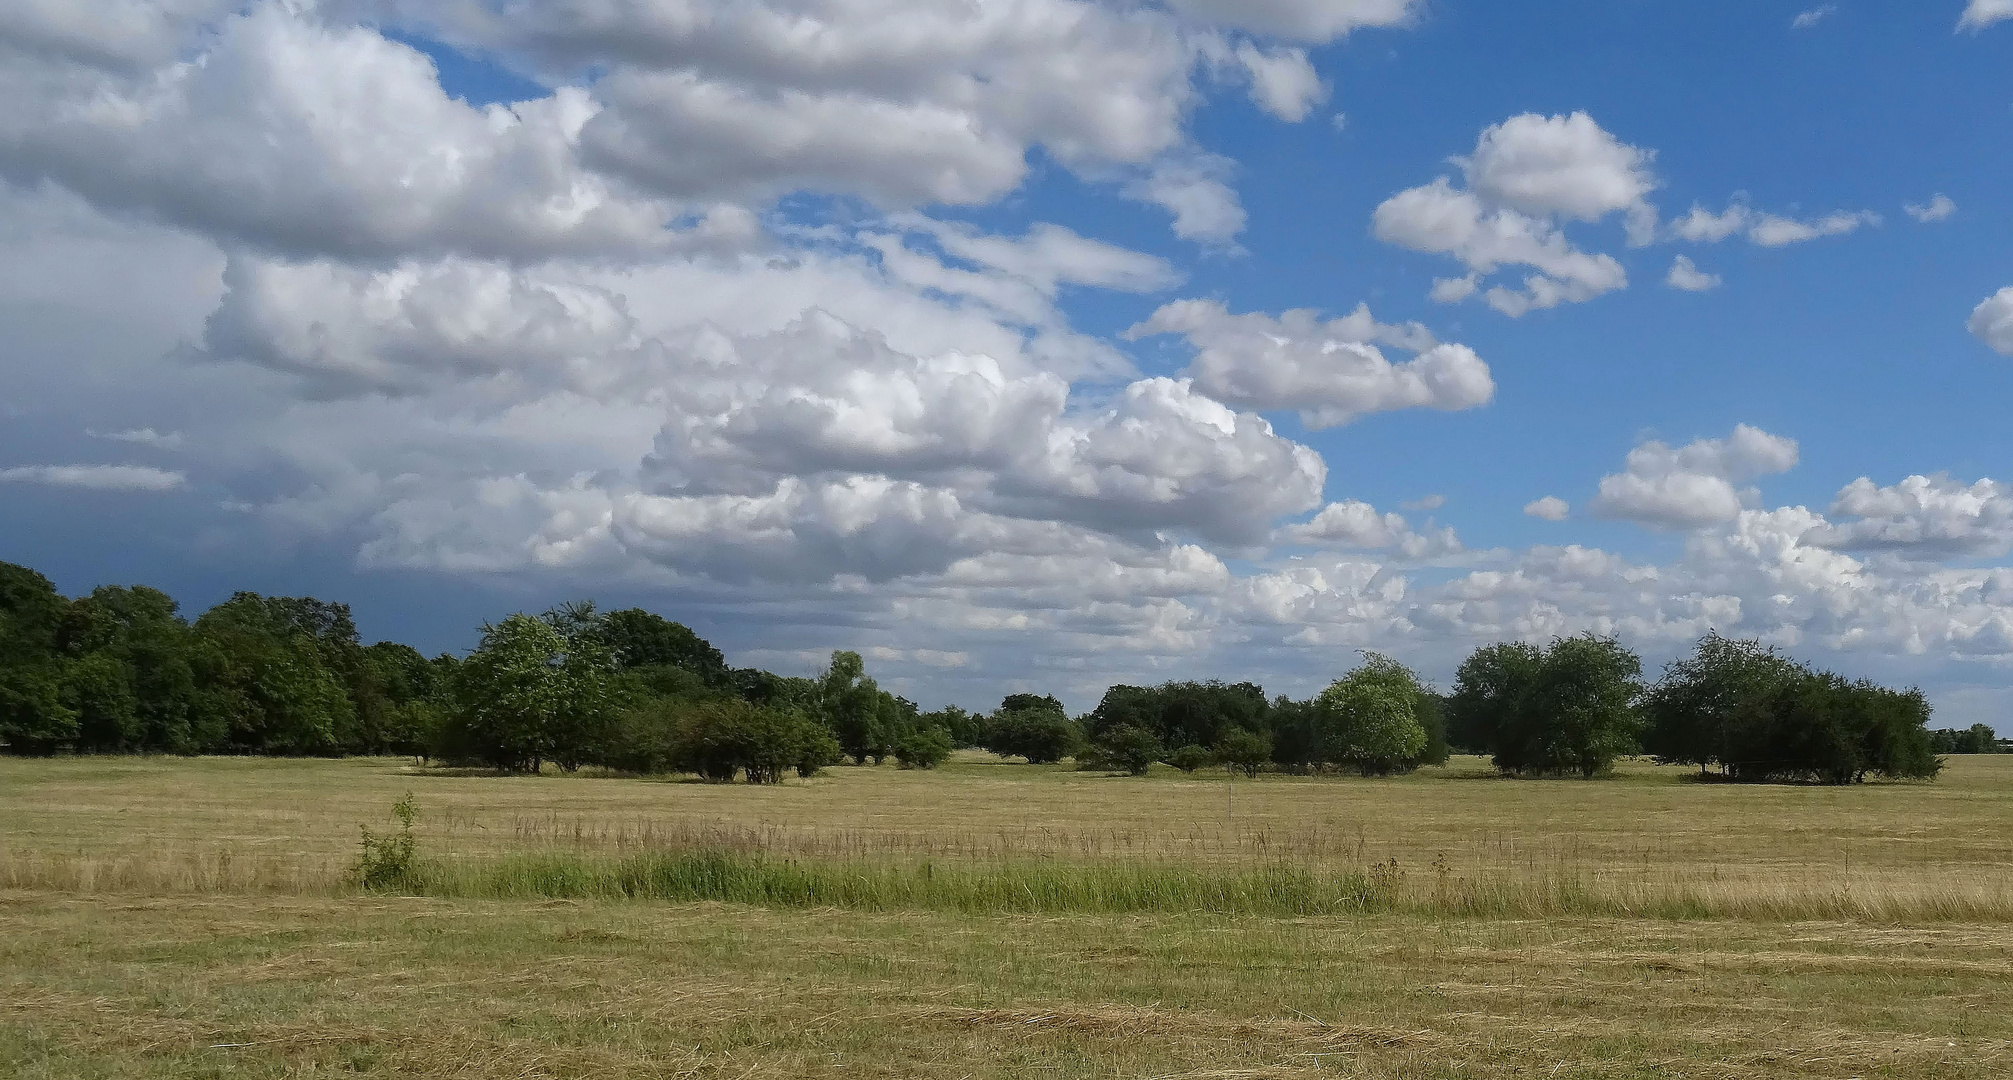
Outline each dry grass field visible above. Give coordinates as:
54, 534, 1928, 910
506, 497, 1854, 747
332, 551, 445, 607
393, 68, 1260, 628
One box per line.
4, 753, 2012, 1077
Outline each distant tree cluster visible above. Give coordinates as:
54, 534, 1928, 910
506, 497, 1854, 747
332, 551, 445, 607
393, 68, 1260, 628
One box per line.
1640, 634, 1944, 783
1928, 724, 2006, 755
1, 561, 1965, 786
0, 561, 948, 781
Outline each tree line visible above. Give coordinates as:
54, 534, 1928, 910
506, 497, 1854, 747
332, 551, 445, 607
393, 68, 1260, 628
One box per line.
0, 561, 1985, 783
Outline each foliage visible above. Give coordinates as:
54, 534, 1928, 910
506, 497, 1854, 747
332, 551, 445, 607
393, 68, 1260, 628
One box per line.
445, 611, 615, 772
352, 792, 421, 892
1314, 654, 1432, 776
1929, 724, 2004, 754
0, 563, 79, 755
1086, 681, 1268, 751
819, 651, 896, 765
600, 608, 730, 687
1215, 727, 1271, 778
1643, 633, 1804, 774
672, 699, 831, 783
1165, 743, 1214, 773
893, 722, 954, 769
1450, 636, 1644, 778
1642, 634, 1942, 783
983, 705, 1083, 764
921, 704, 984, 748
1093, 723, 1164, 775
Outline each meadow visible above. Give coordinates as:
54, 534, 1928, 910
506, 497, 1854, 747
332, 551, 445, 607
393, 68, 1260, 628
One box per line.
4, 754, 2012, 1077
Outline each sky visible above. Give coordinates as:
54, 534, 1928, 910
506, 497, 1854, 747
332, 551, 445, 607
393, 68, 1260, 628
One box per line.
1, 0, 2010, 726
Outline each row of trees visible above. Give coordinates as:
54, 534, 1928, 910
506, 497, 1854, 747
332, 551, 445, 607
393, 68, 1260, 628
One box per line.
1, 562, 1982, 784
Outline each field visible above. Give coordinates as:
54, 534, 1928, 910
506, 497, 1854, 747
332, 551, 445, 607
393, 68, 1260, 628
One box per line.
4, 754, 2012, 1078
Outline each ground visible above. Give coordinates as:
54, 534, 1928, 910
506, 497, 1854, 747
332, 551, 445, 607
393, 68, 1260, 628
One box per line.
4, 754, 2011, 1077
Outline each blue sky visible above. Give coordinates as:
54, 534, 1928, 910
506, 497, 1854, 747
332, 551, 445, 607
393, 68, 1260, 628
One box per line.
1, 0, 2009, 726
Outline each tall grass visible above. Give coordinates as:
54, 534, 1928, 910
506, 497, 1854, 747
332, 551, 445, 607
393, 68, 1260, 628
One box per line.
335, 848, 2013, 923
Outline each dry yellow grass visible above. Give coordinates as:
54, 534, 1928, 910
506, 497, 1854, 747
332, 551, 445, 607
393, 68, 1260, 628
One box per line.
3, 753, 2009, 918
4, 753, 2013, 1077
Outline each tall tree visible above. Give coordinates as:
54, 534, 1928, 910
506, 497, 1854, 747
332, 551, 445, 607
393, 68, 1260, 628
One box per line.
600, 609, 730, 686
1450, 636, 1643, 778
819, 651, 893, 765
1314, 654, 1431, 776
449, 612, 615, 772
57, 585, 203, 752
192, 593, 357, 755
1643, 633, 1804, 775
0, 563, 76, 754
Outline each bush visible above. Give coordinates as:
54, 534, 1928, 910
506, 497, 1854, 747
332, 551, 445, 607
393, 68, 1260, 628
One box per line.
983, 706, 1084, 764
1165, 743, 1214, 773
1095, 724, 1163, 775
893, 723, 954, 769
672, 700, 830, 783
1644, 634, 1943, 783
795, 724, 843, 778
1214, 727, 1271, 778
353, 793, 420, 892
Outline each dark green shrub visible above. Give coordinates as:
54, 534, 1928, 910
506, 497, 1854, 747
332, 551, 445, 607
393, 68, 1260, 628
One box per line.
1096, 723, 1163, 775
1214, 727, 1271, 778
1165, 743, 1214, 773
983, 706, 1084, 764
1449, 635, 1643, 778
894, 723, 954, 769
673, 699, 827, 783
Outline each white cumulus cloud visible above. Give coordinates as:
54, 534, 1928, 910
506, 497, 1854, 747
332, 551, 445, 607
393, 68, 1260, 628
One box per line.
1125, 299, 1494, 428
1906, 194, 1957, 223
1373, 112, 1649, 315
1972, 287, 2013, 356
1524, 496, 1570, 521
1809, 474, 2013, 558
1666, 255, 1722, 292
1960, 0, 2013, 31
1590, 425, 1800, 529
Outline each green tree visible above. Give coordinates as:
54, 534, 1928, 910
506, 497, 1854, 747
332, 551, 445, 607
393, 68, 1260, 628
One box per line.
1095, 723, 1163, 775
0, 563, 76, 754
448, 613, 614, 772
983, 705, 1083, 764
921, 704, 983, 748
58, 585, 203, 752
672, 699, 830, 783
1315, 655, 1429, 776
600, 609, 730, 687
1086, 681, 1269, 751
1451, 636, 1643, 778
1643, 633, 1804, 776
192, 594, 357, 755
818, 651, 894, 765
1214, 727, 1271, 778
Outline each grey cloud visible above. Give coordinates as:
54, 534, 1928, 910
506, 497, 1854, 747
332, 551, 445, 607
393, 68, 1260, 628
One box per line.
0, 463, 186, 490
